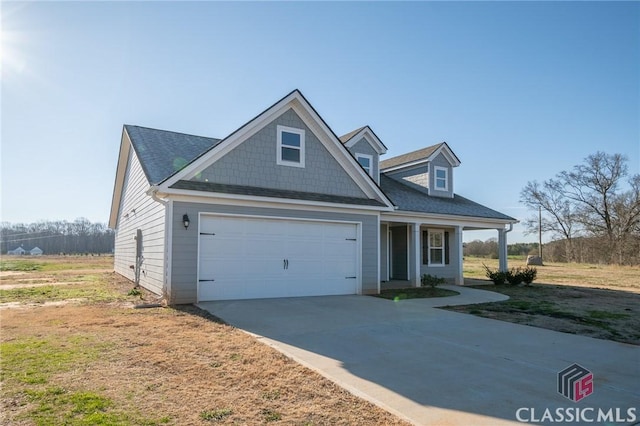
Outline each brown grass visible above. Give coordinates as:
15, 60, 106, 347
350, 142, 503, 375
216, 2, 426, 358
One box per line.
1, 256, 409, 425
464, 256, 640, 293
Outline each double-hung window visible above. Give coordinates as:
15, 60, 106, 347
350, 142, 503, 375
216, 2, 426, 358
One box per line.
277, 125, 305, 167
356, 154, 373, 176
434, 166, 448, 191
422, 229, 447, 266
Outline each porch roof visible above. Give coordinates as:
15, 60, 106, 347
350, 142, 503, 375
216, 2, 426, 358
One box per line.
380, 175, 516, 221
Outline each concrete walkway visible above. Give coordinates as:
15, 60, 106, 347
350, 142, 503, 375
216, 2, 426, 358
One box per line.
198, 287, 639, 426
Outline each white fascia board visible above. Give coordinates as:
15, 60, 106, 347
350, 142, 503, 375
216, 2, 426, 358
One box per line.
344, 127, 387, 155
381, 158, 429, 173
158, 187, 394, 214
430, 144, 461, 167
108, 128, 133, 229
381, 211, 518, 229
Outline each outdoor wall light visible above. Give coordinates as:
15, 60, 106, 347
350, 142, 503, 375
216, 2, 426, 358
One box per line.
183, 214, 190, 229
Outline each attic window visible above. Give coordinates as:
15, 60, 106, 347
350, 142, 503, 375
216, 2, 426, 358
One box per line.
356, 154, 373, 176
277, 125, 305, 168
434, 166, 448, 191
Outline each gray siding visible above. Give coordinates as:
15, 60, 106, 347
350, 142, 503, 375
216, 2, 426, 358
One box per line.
169, 201, 380, 304
429, 153, 454, 198
420, 227, 460, 280
113, 148, 166, 295
347, 137, 380, 183
194, 108, 368, 199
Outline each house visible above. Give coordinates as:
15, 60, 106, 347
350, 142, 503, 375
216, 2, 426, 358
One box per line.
7, 247, 26, 255
109, 90, 516, 304
30, 247, 43, 256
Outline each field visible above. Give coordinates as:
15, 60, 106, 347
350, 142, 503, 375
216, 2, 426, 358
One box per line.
463, 255, 640, 292
449, 256, 640, 345
0, 256, 408, 425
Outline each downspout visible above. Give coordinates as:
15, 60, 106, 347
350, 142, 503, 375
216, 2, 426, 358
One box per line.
146, 186, 170, 302
506, 223, 514, 234
147, 186, 168, 205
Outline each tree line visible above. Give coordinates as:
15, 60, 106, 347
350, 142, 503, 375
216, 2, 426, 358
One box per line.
464, 239, 539, 259
1, 218, 114, 255
520, 152, 640, 265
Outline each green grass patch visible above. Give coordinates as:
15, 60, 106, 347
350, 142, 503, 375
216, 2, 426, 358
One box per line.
200, 408, 233, 421
22, 386, 168, 425
1, 335, 112, 385
2, 335, 168, 425
0, 283, 122, 304
375, 287, 459, 301
0, 259, 43, 271
262, 408, 282, 422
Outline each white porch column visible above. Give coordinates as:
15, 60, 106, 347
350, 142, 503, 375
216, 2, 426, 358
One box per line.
413, 223, 421, 287
498, 227, 508, 272
455, 226, 464, 285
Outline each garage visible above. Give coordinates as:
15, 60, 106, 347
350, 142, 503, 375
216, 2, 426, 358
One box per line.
197, 215, 359, 301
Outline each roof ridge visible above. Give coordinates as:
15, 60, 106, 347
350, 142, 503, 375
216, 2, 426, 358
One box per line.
380, 142, 445, 169
339, 126, 368, 143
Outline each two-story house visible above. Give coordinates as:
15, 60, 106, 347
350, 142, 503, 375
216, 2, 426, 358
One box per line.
109, 90, 516, 304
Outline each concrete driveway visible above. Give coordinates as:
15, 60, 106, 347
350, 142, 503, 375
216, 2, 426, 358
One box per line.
198, 286, 639, 426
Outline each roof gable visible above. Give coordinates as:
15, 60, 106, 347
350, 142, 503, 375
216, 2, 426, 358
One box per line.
380, 142, 461, 172
160, 90, 393, 207
340, 126, 387, 155
187, 108, 371, 201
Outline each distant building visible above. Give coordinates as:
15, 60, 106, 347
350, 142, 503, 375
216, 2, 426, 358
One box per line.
30, 247, 44, 256
7, 247, 26, 255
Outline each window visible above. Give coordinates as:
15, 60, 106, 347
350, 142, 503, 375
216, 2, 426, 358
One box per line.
422, 229, 449, 266
434, 166, 448, 191
356, 154, 373, 176
277, 125, 305, 167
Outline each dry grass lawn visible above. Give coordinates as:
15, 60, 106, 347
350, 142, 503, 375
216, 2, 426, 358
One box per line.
451, 256, 640, 345
1, 256, 408, 425
463, 256, 640, 293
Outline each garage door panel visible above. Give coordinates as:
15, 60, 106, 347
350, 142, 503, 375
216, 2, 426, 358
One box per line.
198, 216, 359, 301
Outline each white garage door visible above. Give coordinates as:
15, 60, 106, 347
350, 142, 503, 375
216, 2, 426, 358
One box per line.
198, 215, 359, 301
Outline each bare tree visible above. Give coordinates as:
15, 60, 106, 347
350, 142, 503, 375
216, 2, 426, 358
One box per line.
559, 152, 639, 264
521, 152, 640, 265
520, 179, 579, 261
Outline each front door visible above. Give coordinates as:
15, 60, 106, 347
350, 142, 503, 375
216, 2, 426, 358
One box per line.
389, 225, 408, 280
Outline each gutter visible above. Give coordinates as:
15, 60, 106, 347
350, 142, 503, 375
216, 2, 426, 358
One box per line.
146, 186, 168, 205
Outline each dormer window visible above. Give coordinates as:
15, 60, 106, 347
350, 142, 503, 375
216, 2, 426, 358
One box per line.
434, 166, 448, 191
277, 125, 305, 168
356, 154, 373, 177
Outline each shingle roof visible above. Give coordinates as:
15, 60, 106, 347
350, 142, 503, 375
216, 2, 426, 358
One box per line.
339, 126, 367, 143
125, 125, 221, 185
380, 142, 456, 170
171, 180, 388, 207
380, 175, 516, 221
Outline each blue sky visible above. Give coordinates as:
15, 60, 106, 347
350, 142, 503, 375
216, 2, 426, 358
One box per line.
1, 1, 638, 243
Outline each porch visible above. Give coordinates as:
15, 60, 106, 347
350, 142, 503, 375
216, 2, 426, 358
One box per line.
379, 219, 512, 288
